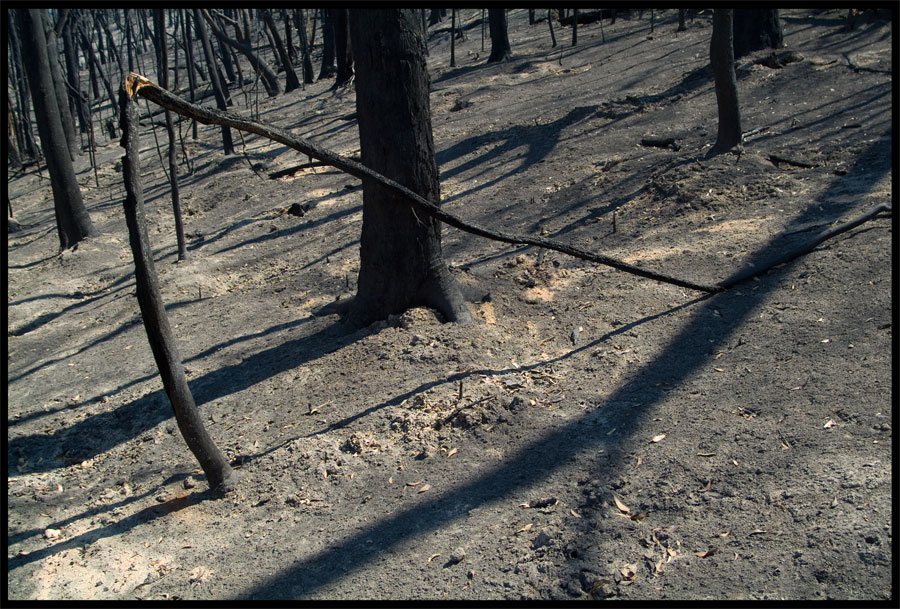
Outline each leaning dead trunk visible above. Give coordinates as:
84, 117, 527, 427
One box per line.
119, 81, 235, 494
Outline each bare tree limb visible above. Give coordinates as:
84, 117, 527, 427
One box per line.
126, 74, 891, 295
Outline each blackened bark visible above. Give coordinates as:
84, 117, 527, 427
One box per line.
710, 9, 742, 154
154, 9, 189, 261
62, 18, 89, 134
119, 85, 235, 493
733, 9, 783, 58
284, 9, 297, 61
348, 9, 471, 328
296, 9, 315, 84
124, 9, 135, 72
193, 8, 234, 154
333, 9, 353, 88
7, 18, 38, 160
572, 9, 579, 46
43, 11, 79, 158
318, 9, 336, 80
18, 8, 98, 249
79, 27, 117, 114
182, 9, 199, 138
547, 9, 557, 48
261, 9, 300, 93
678, 9, 687, 32
201, 9, 281, 97
487, 9, 512, 62
450, 9, 457, 67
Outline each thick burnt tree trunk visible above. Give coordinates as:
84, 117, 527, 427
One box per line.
333, 9, 354, 88
119, 84, 235, 494
18, 8, 98, 250
193, 8, 234, 155
733, 9, 783, 58
710, 9, 742, 154
347, 9, 471, 328
488, 9, 512, 62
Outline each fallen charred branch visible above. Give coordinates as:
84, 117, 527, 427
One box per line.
127, 73, 892, 294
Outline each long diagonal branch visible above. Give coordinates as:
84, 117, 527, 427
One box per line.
126, 74, 891, 295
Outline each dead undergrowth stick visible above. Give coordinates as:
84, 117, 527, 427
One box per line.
127, 74, 892, 295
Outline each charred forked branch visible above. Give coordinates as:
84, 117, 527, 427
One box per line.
128, 74, 892, 294
119, 83, 236, 494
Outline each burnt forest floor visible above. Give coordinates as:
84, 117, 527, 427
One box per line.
6, 9, 894, 601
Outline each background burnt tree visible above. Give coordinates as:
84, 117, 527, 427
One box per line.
201, 9, 281, 97
295, 9, 315, 84
487, 9, 512, 62
733, 9, 783, 58
318, 9, 336, 80
261, 9, 300, 93
154, 9, 189, 261
17, 8, 98, 249
43, 11, 79, 159
710, 9, 742, 154
193, 8, 234, 155
61, 13, 90, 135
7, 17, 38, 164
333, 9, 354, 88
347, 8, 471, 328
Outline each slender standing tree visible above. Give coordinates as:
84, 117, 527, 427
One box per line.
154, 9, 189, 261
710, 9, 742, 154
44, 11, 79, 158
347, 9, 471, 328
193, 8, 234, 154
119, 83, 235, 494
261, 9, 300, 93
17, 8, 98, 250
318, 9, 336, 80
487, 9, 511, 62
295, 9, 315, 84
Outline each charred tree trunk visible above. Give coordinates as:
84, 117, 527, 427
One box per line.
193, 8, 234, 154
333, 9, 354, 88
119, 84, 235, 494
18, 8, 98, 249
450, 9, 457, 67
296, 9, 315, 84
710, 9, 742, 154
182, 9, 199, 139
201, 9, 280, 97
62, 14, 90, 134
261, 9, 300, 93
347, 9, 471, 328
572, 9, 579, 46
44, 11, 79, 158
733, 9, 783, 59
7, 17, 38, 161
154, 9, 189, 261
547, 9, 557, 48
318, 9, 336, 80
678, 9, 687, 32
488, 9, 512, 62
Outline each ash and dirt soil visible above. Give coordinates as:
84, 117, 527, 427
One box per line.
7, 9, 893, 601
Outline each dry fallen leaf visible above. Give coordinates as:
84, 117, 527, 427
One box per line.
446, 447, 458, 458
428, 553, 441, 563
693, 547, 717, 558
651, 434, 666, 443
569, 509, 582, 518
635, 456, 643, 468
613, 495, 631, 514
697, 452, 716, 457
824, 419, 836, 429
620, 563, 638, 580
43, 528, 61, 540
406, 480, 424, 487
517, 523, 533, 534
418, 483, 431, 493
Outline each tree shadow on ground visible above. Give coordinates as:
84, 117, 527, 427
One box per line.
242, 134, 891, 599
7, 317, 369, 477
